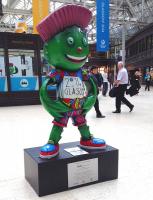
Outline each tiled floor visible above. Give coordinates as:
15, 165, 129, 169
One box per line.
0, 87, 153, 200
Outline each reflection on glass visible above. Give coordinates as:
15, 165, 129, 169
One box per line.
40, 50, 51, 76
0, 49, 7, 92
40, 50, 56, 91
8, 49, 39, 91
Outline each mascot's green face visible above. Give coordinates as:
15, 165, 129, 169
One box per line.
44, 26, 89, 71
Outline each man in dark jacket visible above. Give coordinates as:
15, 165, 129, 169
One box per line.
91, 66, 105, 118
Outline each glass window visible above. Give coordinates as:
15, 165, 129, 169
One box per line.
8, 49, 39, 91
151, 35, 153, 49
40, 50, 51, 76
142, 39, 145, 52
0, 48, 8, 92
139, 40, 143, 53
146, 37, 149, 50
146, 36, 152, 50
136, 41, 138, 54
40, 50, 56, 91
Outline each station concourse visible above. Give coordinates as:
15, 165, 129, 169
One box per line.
0, 0, 153, 200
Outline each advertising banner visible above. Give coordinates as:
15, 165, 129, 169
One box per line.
96, 0, 110, 52
32, 0, 49, 34
10, 77, 38, 91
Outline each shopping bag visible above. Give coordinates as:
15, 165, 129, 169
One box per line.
109, 87, 118, 98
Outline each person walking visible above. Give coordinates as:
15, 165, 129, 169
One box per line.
108, 72, 114, 90
113, 61, 134, 113
145, 72, 151, 91
91, 66, 105, 118
130, 70, 141, 92
126, 70, 141, 96
102, 67, 108, 96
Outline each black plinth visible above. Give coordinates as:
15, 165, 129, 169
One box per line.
24, 142, 118, 197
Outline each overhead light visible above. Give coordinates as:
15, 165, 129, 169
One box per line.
130, 18, 137, 21
110, 4, 115, 7
86, 1, 95, 4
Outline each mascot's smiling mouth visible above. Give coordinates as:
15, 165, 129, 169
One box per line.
65, 54, 87, 63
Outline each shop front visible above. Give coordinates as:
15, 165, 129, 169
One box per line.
0, 32, 55, 106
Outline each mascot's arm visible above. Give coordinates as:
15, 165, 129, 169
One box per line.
40, 78, 72, 118
82, 75, 97, 115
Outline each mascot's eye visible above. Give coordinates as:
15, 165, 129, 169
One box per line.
82, 37, 87, 47
67, 37, 74, 46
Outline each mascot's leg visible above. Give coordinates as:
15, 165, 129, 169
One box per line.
48, 125, 63, 144
40, 125, 63, 159
78, 124, 106, 150
72, 111, 106, 150
40, 113, 69, 159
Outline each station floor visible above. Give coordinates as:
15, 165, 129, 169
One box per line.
0, 86, 153, 200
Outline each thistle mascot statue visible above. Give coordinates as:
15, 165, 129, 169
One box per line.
36, 5, 106, 159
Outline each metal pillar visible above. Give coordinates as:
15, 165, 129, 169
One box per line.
141, 0, 144, 22
114, 46, 117, 80
83, 0, 86, 7
122, 23, 126, 67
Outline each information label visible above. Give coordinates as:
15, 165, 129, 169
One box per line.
68, 158, 98, 188
64, 147, 88, 156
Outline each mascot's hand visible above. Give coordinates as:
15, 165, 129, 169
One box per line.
40, 78, 72, 118
82, 95, 96, 115
82, 76, 97, 115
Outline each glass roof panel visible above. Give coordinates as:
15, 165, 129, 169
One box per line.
0, 0, 153, 45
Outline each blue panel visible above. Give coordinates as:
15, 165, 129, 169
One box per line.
0, 77, 6, 92
10, 77, 38, 91
96, 0, 110, 52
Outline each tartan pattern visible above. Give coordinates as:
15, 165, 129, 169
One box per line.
53, 110, 86, 127
48, 68, 90, 109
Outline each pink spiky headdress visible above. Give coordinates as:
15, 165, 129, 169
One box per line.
36, 4, 92, 42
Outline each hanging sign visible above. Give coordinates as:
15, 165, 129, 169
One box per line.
96, 0, 110, 52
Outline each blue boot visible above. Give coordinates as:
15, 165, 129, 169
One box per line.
40, 143, 59, 159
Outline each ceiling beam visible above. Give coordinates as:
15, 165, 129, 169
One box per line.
3, 8, 31, 15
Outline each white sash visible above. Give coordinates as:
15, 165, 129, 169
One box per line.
58, 76, 87, 99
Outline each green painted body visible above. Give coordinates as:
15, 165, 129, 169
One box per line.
40, 76, 97, 118
40, 26, 97, 142
40, 26, 97, 117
